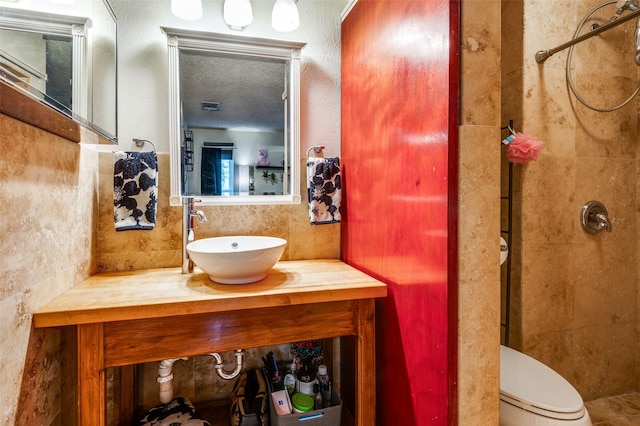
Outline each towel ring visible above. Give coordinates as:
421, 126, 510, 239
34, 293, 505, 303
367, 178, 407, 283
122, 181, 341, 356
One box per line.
306, 145, 325, 158
133, 138, 157, 152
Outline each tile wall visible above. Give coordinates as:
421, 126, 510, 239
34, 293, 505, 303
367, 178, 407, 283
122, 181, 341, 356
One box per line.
0, 113, 98, 424
504, 0, 639, 401
458, 0, 502, 424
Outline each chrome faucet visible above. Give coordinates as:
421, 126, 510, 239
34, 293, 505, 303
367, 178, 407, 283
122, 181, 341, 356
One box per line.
182, 197, 208, 273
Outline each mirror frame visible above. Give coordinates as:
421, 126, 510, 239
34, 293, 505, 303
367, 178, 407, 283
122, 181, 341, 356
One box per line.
162, 27, 305, 206
0, 7, 89, 120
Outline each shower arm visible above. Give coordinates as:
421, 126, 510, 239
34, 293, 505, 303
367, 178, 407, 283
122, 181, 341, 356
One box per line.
535, 6, 640, 63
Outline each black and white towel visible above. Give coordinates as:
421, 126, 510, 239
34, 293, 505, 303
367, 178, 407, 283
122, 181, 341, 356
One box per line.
114, 151, 158, 231
138, 396, 210, 426
307, 156, 341, 224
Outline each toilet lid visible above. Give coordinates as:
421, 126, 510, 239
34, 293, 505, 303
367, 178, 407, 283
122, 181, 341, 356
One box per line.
500, 345, 585, 420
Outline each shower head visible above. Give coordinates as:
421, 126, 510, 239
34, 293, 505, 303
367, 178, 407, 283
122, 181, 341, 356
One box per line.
616, 0, 639, 13
613, 1, 640, 66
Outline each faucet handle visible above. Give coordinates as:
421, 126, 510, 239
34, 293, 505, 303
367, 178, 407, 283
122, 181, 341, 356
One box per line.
593, 213, 612, 232
190, 209, 207, 223
581, 201, 611, 234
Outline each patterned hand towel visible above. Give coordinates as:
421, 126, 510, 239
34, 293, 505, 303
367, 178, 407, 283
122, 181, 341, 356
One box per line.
307, 156, 341, 224
138, 396, 210, 426
114, 151, 158, 231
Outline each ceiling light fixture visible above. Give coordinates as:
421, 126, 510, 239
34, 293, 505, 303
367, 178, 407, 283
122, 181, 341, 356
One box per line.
171, 0, 203, 21
272, 0, 299, 32
223, 0, 253, 31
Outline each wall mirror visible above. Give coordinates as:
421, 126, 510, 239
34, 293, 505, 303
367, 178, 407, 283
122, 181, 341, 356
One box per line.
163, 27, 305, 206
0, 0, 117, 142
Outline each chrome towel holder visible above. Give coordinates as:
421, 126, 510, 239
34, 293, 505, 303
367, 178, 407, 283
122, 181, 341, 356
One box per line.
133, 138, 157, 152
306, 145, 325, 158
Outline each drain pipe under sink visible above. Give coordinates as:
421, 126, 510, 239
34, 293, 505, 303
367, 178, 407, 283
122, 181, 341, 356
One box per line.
157, 358, 188, 403
156, 350, 244, 405
209, 349, 245, 380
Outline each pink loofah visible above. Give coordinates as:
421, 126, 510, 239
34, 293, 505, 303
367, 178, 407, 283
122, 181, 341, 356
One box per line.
505, 132, 544, 164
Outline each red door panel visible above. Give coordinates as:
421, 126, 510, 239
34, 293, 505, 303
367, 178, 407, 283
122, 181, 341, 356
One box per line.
341, 1, 458, 424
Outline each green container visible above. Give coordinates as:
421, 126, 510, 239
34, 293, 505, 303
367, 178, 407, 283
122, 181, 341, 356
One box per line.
291, 393, 314, 413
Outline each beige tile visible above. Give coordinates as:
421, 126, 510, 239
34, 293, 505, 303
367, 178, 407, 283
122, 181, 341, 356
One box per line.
501, 0, 523, 77
620, 393, 640, 414
458, 123, 501, 426
584, 392, 640, 424
97, 153, 183, 271
1, 113, 98, 425
574, 100, 637, 159
460, 0, 501, 126
520, 243, 575, 334
520, 157, 576, 245
196, 205, 291, 241
521, 65, 576, 159
458, 125, 502, 276
572, 241, 636, 328
592, 417, 640, 426
523, 0, 577, 70
573, 324, 636, 400
573, 158, 636, 243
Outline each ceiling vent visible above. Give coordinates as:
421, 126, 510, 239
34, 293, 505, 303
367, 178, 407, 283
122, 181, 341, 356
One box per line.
201, 101, 220, 111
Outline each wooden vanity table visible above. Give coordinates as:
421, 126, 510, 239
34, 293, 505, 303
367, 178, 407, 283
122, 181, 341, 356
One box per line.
33, 259, 386, 426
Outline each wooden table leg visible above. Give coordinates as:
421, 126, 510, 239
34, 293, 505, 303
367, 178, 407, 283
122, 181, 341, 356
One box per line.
356, 299, 376, 426
119, 365, 137, 425
78, 323, 106, 426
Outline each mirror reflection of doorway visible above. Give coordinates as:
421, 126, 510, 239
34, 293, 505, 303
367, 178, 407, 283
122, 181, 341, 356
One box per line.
201, 145, 234, 196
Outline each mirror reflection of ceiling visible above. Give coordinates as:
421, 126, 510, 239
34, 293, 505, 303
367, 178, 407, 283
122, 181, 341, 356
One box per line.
179, 50, 286, 132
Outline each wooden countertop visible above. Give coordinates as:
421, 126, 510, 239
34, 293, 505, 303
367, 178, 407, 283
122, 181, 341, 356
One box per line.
33, 259, 387, 328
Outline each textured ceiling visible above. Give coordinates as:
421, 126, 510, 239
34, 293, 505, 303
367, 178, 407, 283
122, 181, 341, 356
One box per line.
179, 50, 286, 131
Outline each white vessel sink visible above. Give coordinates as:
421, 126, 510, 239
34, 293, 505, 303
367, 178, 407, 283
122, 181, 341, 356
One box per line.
186, 236, 287, 284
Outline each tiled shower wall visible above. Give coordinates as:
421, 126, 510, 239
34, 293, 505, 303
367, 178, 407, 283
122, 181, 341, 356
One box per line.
503, 0, 639, 401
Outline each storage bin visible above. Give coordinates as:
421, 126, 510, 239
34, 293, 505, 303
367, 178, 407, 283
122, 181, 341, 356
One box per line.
265, 372, 342, 426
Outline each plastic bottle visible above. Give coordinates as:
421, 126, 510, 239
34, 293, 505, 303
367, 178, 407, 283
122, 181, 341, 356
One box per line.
296, 364, 316, 396
316, 364, 332, 407
313, 384, 323, 410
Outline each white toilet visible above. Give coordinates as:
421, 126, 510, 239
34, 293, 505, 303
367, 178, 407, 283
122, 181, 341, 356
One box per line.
500, 345, 592, 426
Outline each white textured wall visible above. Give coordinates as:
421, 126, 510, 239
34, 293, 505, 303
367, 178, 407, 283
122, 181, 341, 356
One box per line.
111, 0, 346, 158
